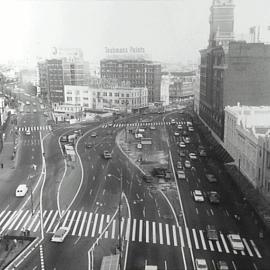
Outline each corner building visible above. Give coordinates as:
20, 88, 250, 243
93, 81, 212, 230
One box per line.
100, 59, 161, 103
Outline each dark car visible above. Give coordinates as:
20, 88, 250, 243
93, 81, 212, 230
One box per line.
208, 191, 220, 204
85, 142, 93, 148
206, 225, 218, 241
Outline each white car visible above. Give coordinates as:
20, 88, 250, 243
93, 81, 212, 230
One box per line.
184, 160, 191, 168
135, 133, 143, 139
25, 130, 31, 136
177, 170, 186, 180
170, 119, 176, 125
189, 153, 198, 160
51, 226, 69, 243
150, 126, 156, 130
174, 131, 180, 136
179, 142, 186, 148
15, 184, 28, 197
33, 109, 37, 113
183, 137, 191, 144
137, 143, 142, 149
188, 126, 194, 132
227, 234, 245, 251
193, 190, 204, 202
195, 259, 208, 270
177, 125, 183, 130
33, 102, 36, 106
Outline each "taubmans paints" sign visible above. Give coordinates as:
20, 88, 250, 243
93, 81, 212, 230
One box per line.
105, 47, 145, 54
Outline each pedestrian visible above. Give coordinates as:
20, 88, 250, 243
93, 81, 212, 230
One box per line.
1, 163, 3, 169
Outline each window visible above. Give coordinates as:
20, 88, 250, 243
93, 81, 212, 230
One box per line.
103, 92, 107, 96
109, 92, 112, 97
67, 97, 72, 101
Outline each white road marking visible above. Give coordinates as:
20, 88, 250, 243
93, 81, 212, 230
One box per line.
111, 219, 116, 239
220, 233, 229, 253
62, 210, 71, 227
152, 222, 157, 244
8, 210, 23, 231
139, 219, 143, 242
172, 225, 178, 246
91, 213, 99, 237
159, 223, 164, 245
232, 261, 237, 270
132, 219, 136, 241
216, 240, 222, 252
165, 224, 171, 245
85, 212, 93, 237
27, 211, 40, 231
250, 240, 262, 258
185, 227, 192, 248
66, 211, 77, 231
78, 212, 88, 237
14, 210, 29, 231
145, 220, 149, 243
208, 240, 214, 251
72, 211, 82, 236
192, 228, 199, 249
243, 238, 253, 257
179, 226, 184, 247
98, 214, 104, 235
199, 230, 207, 250
125, 218, 131, 241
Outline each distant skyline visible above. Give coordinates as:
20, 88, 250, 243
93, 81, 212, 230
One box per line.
0, 0, 270, 65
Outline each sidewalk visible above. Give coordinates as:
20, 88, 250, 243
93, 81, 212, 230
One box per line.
0, 115, 20, 181
188, 109, 270, 235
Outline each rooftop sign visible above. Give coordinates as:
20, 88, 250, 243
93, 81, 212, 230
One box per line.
105, 47, 145, 54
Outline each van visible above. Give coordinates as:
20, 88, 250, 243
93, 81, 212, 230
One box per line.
15, 184, 28, 197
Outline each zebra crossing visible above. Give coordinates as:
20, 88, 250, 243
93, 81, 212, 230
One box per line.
18, 125, 52, 132
0, 209, 262, 258
102, 121, 185, 129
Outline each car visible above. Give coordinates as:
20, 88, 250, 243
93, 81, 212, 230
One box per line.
26, 101, 30, 105
187, 121, 193, 127
170, 119, 176, 125
107, 122, 113, 127
85, 142, 93, 148
206, 174, 217, 183
33, 102, 36, 106
179, 142, 186, 148
60, 135, 68, 143
179, 150, 186, 157
189, 153, 198, 160
51, 226, 69, 243
216, 261, 229, 270
174, 131, 180, 136
143, 174, 153, 183
15, 184, 28, 197
137, 143, 142, 149
227, 233, 245, 250
206, 225, 218, 240
183, 137, 191, 144
188, 126, 194, 132
195, 258, 208, 270
193, 190, 204, 202
25, 130, 31, 136
199, 149, 207, 157
103, 150, 112, 159
135, 133, 143, 139
74, 129, 83, 135
177, 170, 186, 180
184, 160, 191, 168
150, 126, 156, 130
177, 124, 183, 130
176, 161, 183, 169
43, 112, 48, 117
91, 132, 97, 137
33, 109, 37, 113
208, 191, 220, 204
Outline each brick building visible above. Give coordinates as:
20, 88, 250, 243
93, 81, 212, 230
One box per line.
100, 58, 161, 103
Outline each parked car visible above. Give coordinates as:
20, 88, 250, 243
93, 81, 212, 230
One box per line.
177, 124, 183, 130
193, 190, 204, 202
188, 126, 194, 132
176, 161, 183, 169
189, 153, 198, 160
199, 149, 207, 157
179, 150, 186, 157
206, 225, 218, 241
179, 142, 186, 148
227, 234, 245, 250
174, 131, 180, 137
183, 137, 191, 144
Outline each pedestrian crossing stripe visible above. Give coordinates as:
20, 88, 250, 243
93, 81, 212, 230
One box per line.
102, 121, 186, 129
0, 209, 262, 258
18, 125, 52, 132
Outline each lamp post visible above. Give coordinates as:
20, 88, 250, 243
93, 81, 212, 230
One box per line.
107, 172, 123, 270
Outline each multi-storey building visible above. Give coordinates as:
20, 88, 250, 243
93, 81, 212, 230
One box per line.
224, 104, 270, 198
199, 0, 270, 141
100, 58, 161, 103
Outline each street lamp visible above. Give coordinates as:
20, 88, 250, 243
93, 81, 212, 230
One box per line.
107, 172, 123, 270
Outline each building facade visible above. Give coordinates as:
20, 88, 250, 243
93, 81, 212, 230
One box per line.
64, 85, 93, 110
100, 58, 161, 103
224, 104, 270, 197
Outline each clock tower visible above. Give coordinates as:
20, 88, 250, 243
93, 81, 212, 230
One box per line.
209, 0, 234, 49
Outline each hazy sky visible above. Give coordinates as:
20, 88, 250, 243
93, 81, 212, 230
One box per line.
0, 0, 269, 65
